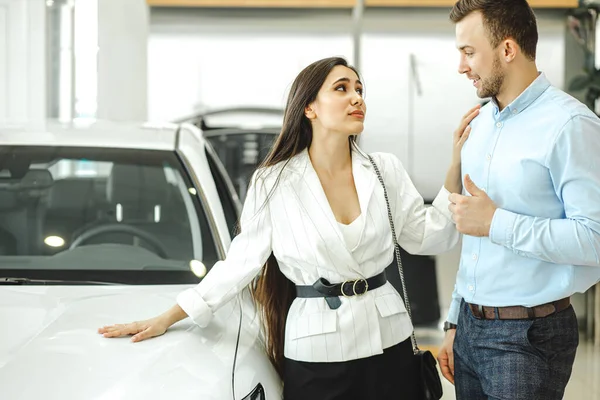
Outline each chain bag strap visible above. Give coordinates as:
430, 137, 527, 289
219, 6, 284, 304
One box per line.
368, 155, 419, 352
367, 155, 443, 400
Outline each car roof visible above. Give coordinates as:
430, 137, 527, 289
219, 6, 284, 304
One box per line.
0, 119, 179, 151
175, 106, 283, 131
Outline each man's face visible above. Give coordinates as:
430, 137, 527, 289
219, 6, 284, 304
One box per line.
455, 11, 506, 99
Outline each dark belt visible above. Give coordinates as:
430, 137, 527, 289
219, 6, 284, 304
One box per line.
468, 297, 571, 320
296, 271, 387, 310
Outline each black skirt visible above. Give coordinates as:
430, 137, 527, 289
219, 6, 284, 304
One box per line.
282, 337, 420, 400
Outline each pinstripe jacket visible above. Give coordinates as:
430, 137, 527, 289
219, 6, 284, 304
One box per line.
177, 147, 459, 363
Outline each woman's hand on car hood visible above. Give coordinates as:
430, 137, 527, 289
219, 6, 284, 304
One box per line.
98, 316, 169, 342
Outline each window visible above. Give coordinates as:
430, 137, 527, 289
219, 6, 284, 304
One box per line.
0, 146, 219, 284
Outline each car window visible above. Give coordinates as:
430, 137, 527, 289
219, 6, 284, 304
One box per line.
205, 148, 240, 237
203, 131, 277, 202
0, 146, 219, 284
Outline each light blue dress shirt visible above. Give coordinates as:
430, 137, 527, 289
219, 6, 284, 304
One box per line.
448, 72, 600, 324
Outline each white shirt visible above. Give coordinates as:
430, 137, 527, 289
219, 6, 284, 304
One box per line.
338, 214, 364, 251
177, 147, 459, 363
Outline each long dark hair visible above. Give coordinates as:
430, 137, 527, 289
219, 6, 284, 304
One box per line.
249, 56, 361, 379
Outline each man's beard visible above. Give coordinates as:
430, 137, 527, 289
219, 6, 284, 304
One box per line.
477, 55, 504, 99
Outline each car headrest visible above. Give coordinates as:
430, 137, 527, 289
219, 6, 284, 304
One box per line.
106, 164, 170, 207
19, 169, 54, 190
0, 169, 53, 210
47, 179, 95, 210
0, 191, 18, 210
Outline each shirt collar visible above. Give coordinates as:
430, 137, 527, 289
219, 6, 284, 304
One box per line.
490, 72, 551, 119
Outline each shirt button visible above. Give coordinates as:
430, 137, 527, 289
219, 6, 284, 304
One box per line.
496, 122, 502, 128
512, 109, 518, 114
486, 154, 491, 161
468, 285, 474, 292
472, 253, 478, 260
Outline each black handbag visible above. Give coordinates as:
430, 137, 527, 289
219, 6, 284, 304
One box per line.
368, 155, 444, 400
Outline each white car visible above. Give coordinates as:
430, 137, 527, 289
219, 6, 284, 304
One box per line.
0, 120, 282, 400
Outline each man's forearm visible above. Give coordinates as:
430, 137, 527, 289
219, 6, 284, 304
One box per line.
491, 209, 600, 267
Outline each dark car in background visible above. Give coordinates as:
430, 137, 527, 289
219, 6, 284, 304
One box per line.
177, 107, 282, 201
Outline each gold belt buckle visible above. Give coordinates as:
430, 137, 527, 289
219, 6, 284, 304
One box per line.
341, 278, 369, 297
353, 278, 369, 296
340, 280, 352, 297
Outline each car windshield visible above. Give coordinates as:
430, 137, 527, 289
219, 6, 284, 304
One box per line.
0, 146, 219, 284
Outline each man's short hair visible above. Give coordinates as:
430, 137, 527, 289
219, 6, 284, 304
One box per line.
450, 0, 538, 61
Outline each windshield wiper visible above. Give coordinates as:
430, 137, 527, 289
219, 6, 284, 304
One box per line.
0, 277, 118, 285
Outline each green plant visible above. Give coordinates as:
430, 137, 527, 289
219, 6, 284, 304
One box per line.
567, 2, 600, 115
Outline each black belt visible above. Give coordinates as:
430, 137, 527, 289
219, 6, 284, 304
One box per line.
295, 271, 387, 310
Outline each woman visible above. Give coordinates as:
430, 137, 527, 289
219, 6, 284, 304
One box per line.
99, 57, 478, 399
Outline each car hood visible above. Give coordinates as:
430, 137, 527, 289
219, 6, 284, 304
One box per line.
0, 284, 281, 400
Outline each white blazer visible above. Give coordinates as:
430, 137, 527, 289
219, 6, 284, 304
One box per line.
177, 147, 459, 363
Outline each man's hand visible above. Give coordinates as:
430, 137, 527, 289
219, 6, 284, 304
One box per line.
437, 329, 456, 385
449, 174, 498, 237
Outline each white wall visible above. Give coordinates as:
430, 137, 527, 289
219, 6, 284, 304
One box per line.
597, 18, 600, 115
148, 33, 353, 121
0, 0, 45, 129
148, 8, 566, 200
149, 9, 356, 122
96, 0, 148, 121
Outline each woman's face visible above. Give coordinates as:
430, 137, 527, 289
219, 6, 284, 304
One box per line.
306, 65, 366, 137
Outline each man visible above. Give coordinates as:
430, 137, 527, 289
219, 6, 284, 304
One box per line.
438, 1, 600, 399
